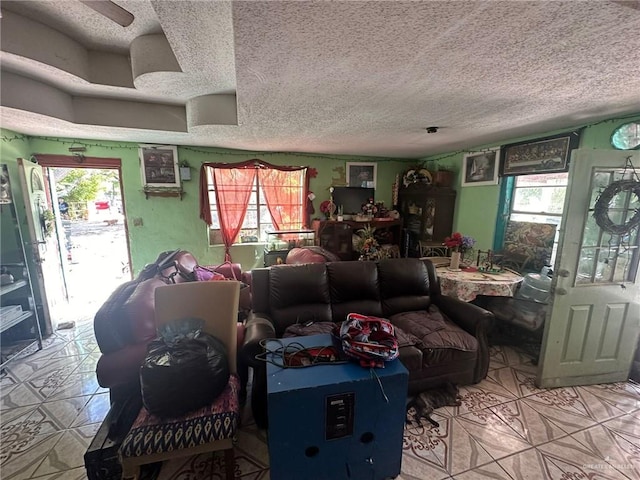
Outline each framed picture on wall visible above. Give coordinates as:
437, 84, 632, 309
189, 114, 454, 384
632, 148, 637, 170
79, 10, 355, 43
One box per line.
346, 162, 377, 188
500, 131, 581, 176
461, 148, 500, 186
139, 145, 181, 188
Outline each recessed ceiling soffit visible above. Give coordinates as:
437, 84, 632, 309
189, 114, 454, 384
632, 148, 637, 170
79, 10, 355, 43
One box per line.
0, 8, 238, 132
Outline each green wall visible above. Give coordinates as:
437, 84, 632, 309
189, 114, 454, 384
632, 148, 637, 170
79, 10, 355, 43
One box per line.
1, 130, 408, 273
3, 113, 638, 273
420, 114, 640, 251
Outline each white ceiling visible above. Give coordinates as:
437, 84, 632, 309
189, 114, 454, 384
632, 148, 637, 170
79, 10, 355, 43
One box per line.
1, 0, 640, 159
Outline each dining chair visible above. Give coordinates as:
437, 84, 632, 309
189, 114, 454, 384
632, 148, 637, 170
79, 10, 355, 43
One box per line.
494, 221, 557, 273
472, 293, 548, 362
119, 281, 241, 480
419, 240, 449, 257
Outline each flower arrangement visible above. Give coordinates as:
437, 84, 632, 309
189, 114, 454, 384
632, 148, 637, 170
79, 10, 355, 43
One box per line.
355, 225, 386, 261
320, 200, 335, 219
443, 232, 475, 253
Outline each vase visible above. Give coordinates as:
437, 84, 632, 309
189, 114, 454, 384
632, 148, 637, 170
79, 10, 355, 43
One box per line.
450, 251, 461, 270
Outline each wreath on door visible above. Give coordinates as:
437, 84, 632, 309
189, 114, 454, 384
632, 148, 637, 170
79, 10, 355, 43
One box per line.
593, 179, 640, 235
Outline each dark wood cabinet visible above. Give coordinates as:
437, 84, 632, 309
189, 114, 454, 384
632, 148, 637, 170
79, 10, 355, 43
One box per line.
398, 184, 456, 257
312, 219, 403, 260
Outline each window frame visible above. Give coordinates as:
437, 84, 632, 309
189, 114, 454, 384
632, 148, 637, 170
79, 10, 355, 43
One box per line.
206, 167, 306, 246
495, 172, 569, 267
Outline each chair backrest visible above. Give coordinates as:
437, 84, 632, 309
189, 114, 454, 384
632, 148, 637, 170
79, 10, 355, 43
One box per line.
502, 221, 557, 272
154, 281, 241, 373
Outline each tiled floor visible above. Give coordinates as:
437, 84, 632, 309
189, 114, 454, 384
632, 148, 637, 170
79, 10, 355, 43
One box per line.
1, 324, 639, 480
401, 347, 640, 480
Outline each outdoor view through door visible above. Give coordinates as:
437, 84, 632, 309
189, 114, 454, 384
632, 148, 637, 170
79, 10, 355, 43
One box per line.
200, 160, 308, 260
32, 155, 131, 332
51, 166, 130, 329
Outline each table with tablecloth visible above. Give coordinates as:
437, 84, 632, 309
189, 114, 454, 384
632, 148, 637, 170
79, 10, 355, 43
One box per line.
435, 267, 524, 302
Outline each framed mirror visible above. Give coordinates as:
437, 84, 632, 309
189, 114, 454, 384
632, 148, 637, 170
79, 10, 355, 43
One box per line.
610, 122, 640, 150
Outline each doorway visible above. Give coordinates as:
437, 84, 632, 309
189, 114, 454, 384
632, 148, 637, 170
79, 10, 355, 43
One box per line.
35, 155, 132, 328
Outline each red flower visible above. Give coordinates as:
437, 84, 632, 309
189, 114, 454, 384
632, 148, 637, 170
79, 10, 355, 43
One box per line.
443, 232, 463, 248
320, 200, 331, 213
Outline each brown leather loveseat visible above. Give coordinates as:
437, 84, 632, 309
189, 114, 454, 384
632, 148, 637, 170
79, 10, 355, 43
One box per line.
242, 257, 492, 428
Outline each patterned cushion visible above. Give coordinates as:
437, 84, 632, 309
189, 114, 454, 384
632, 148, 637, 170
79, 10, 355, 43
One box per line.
120, 375, 239, 458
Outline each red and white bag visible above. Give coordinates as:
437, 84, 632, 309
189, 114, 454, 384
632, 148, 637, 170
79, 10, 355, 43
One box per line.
333, 313, 399, 368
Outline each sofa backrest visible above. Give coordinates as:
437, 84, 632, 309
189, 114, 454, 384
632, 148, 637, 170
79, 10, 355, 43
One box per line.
326, 261, 383, 321
378, 258, 433, 316
267, 263, 333, 335
251, 258, 438, 337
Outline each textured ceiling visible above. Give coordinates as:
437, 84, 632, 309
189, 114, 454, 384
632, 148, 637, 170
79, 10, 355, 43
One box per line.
1, 0, 639, 159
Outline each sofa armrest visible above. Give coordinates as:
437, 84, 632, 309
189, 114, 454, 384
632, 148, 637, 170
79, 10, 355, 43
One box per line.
435, 295, 494, 382
436, 295, 493, 334
241, 312, 276, 367
96, 343, 150, 389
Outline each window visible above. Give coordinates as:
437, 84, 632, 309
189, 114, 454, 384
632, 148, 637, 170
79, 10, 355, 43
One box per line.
576, 168, 639, 284
505, 172, 568, 265
206, 167, 306, 245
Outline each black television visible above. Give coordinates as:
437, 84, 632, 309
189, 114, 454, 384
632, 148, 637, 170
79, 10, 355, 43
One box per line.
332, 186, 375, 215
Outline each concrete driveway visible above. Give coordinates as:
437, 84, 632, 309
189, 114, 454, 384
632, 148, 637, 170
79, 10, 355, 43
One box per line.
58, 215, 130, 326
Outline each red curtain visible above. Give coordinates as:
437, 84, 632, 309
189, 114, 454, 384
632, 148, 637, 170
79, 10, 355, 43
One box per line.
212, 167, 256, 261
259, 168, 307, 231
199, 159, 310, 260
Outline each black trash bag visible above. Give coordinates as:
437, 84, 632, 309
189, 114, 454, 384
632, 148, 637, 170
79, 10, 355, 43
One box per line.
140, 317, 230, 418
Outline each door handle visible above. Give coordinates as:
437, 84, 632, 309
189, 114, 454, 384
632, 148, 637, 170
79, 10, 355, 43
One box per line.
554, 268, 570, 295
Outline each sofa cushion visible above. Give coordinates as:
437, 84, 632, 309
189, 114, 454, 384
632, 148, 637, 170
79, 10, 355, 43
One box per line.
389, 308, 446, 340
269, 263, 333, 335
390, 308, 478, 368
120, 375, 240, 458
327, 261, 383, 321
421, 318, 478, 352
377, 259, 431, 316
283, 321, 336, 338
398, 345, 423, 372
392, 323, 424, 349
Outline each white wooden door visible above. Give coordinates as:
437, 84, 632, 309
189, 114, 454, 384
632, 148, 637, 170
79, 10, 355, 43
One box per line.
17, 159, 67, 334
538, 150, 640, 388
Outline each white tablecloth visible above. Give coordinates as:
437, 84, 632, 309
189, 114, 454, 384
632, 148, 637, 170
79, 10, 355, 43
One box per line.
436, 268, 524, 302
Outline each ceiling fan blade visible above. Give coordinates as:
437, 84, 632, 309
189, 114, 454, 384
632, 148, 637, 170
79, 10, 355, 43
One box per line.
79, 1, 134, 27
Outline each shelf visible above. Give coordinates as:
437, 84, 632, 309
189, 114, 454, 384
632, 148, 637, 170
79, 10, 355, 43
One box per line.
1, 163, 43, 368
0, 310, 33, 333
142, 187, 184, 200
0, 279, 27, 295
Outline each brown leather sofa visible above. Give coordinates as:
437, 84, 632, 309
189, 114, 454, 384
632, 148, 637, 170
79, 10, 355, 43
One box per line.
94, 250, 251, 404
242, 257, 493, 428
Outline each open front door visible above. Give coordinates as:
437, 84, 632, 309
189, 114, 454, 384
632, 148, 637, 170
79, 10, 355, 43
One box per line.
538, 150, 640, 388
17, 159, 67, 334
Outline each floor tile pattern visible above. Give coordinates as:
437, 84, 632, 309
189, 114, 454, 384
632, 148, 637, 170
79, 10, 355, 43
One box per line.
1, 327, 639, 479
